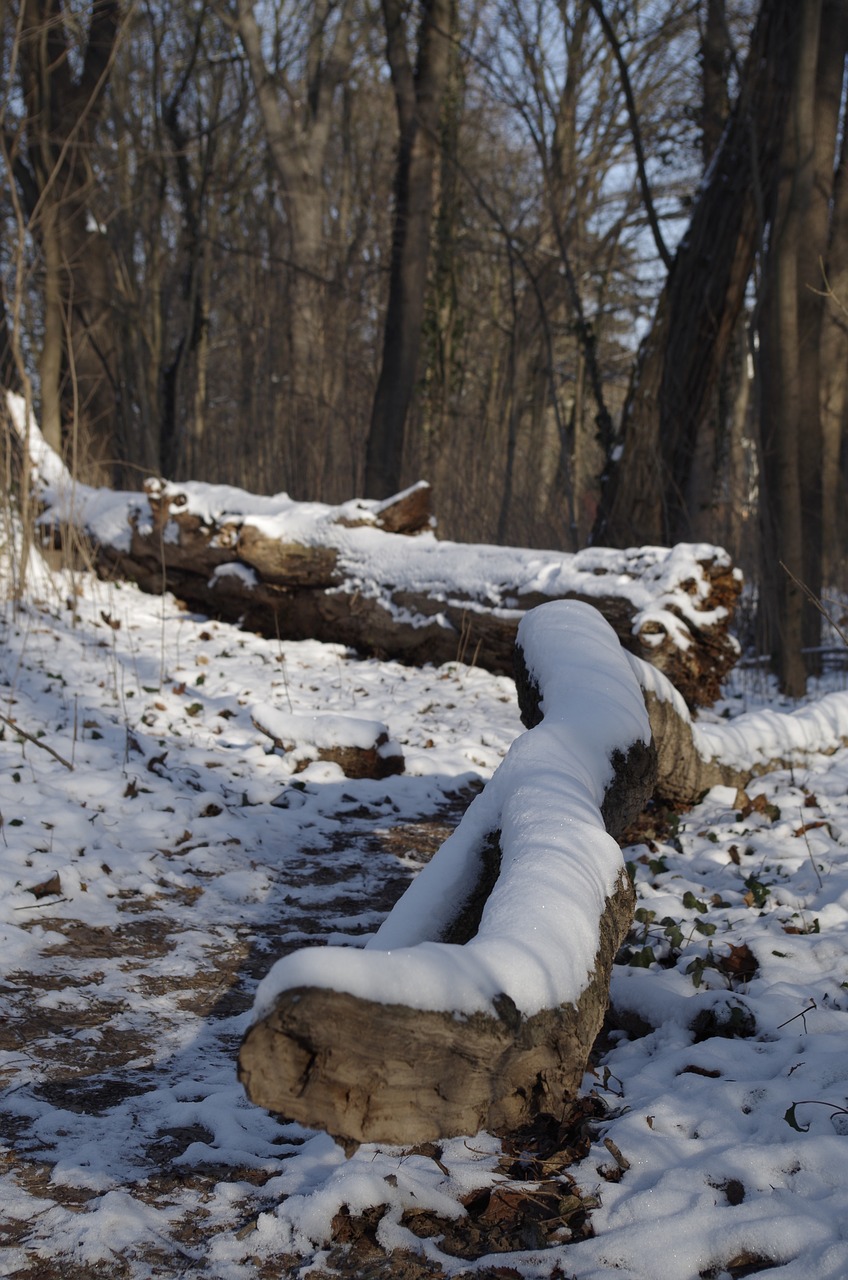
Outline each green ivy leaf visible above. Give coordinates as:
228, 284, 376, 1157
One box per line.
663, 922, 684, 949
784, 1104, 810, 1133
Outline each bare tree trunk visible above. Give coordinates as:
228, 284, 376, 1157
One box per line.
758, 1, 823, 696
236, 0, 353, 452
594, 0, 796, 549
701, 0, 730, 165
817, 1, 848, 583
16, 0, 122, 483
796, 0, 845, 656
39, 203, 64, 454
364, 0, 451, 499
685, 0, 733, 543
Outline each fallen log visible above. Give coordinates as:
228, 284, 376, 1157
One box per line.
628, 655, 848, 806
238, 600, 656, 1146
252, 708, 404, 779
8, 393, 741, 709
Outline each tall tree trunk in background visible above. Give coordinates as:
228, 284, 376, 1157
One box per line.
594, 0, 795, 549
16, 0, 122, 483
701, 0, 730, 164
365, 0, 451, 499
236, 0, 353, 447
758, 1, 826, 696
758, 0, 845, 691
685, 0, 734, 542
797, 0, 845, 651
817, 2, 848, 583
416, 0, 463, 486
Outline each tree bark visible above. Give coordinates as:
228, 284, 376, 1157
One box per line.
631, 652, 848, 807
758, 1, 825, 695
594, 0, 796, 549
27, 458, 741, 708
701, 0, 730, 166
816, 1, 848, 582
364, 0, 452, 498
236, 0, 353, 433
239, 601, 654, 1145
16, 0, 122, 484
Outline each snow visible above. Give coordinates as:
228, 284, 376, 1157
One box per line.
2, 518, 848, 1278
252, 601, 649, 1020
631, 651, 848, 769
252, 707, 397, 753
10, 393, 736, 651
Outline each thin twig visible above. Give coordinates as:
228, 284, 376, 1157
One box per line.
777, 998, 816, 1033
0, 710, 74, 770
797, 808, 824, 889
14, 897, 71, 910
779, 561, 848, 649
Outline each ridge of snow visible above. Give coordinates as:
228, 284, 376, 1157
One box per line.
251, 601, 650, 1020
630, 651, 848, 769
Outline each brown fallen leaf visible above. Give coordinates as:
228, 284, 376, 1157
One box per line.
793, 819, 829, 838
717, 942, 759, 982
27, 872, 62, 899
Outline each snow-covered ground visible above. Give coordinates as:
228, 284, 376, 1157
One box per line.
1, 552, 848, 1280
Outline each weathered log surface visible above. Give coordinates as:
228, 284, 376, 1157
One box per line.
238, 602, 656, 1145
113, 500, 741, 708
239, 869, 636, 1146
15, 401, 741, 708
630, 655, 848, 807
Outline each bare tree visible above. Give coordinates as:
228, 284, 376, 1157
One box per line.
813, 0, 848, 586
8, 0, 123, 482
364, 0, 452, 498
594, 0, 797, 550
235, 0, 355, 443
758, 0, 847, 693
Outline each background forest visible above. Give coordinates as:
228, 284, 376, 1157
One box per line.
1, 0, 847, 693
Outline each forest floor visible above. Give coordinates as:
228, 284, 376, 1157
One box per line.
2, 558, 848, 1280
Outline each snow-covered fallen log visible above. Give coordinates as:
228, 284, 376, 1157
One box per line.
251, 708, 404, 778
631, 657, 848, 805
7, 393, 741, 709
238, 601, 656, 1146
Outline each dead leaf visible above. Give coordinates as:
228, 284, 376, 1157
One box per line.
716, 942, 759, 982
147, 751, 169, 775
793, 819, 828, 837
27, 872, 62, 899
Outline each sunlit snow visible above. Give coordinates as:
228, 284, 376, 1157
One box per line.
2, 524, 848, 1279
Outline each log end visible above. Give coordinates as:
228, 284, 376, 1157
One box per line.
238, 870, 635, 1147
